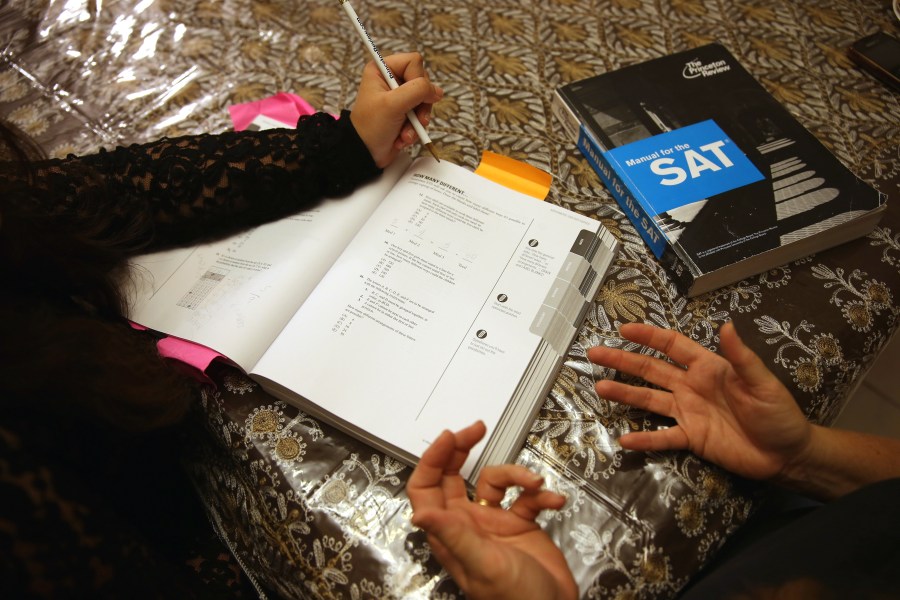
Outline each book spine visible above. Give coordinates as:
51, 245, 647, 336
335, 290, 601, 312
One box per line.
574, 127, 696, 294
550, 90, 581, 142
575, 127, 666, 255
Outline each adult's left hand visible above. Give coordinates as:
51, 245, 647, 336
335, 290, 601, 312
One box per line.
407, 421, 578, 600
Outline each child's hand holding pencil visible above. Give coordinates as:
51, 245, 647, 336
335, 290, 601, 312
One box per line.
350, 52, 443, 168
342, 0, 443, 167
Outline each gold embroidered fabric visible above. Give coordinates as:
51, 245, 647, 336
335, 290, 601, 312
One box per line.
2, 1, 898, 597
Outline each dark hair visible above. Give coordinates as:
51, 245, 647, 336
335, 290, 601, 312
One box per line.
0, 120, 195, 432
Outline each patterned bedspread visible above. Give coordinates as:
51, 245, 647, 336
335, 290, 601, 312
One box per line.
2, 1, 898, 597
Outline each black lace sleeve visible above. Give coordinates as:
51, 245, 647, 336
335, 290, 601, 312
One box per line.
5, 110, 380, 253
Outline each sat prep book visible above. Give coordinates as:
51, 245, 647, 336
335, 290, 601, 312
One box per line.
553, 43, 886, 297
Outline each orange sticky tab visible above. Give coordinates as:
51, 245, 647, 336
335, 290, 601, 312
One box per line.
474, 151, 552, 200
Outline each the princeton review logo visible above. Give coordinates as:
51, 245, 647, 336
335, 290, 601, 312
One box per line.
682, 57, 731, 79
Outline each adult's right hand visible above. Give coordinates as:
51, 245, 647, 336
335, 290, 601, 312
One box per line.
588, 322, 813, 482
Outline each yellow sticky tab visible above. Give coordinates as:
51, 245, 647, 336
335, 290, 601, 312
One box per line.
474, 151, 552, 200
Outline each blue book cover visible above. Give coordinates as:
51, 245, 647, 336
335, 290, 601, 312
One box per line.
554, 43, 885, 296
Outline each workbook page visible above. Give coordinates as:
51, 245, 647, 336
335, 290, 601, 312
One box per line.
253, 157, 600, 470
128, 156, 410, 371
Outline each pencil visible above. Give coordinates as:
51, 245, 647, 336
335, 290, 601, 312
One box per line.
339, 0, 440, 162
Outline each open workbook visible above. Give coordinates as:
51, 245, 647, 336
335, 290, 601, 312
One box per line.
129, 155, 619, 480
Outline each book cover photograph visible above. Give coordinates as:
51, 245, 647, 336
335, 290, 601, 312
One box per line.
553, 43, 886, 296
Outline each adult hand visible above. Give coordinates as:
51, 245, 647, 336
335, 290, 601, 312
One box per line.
588, 322, 813, 482
407, 421, 578, 600
350, 52, 443, 168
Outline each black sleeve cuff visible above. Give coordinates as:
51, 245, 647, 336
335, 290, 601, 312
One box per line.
331, 109, 381, 182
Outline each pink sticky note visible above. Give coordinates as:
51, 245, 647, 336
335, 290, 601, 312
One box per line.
228, 92, 317, 131
156, 337, 223, 370
129, 321, 223, 385
155, 337, 226, 385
